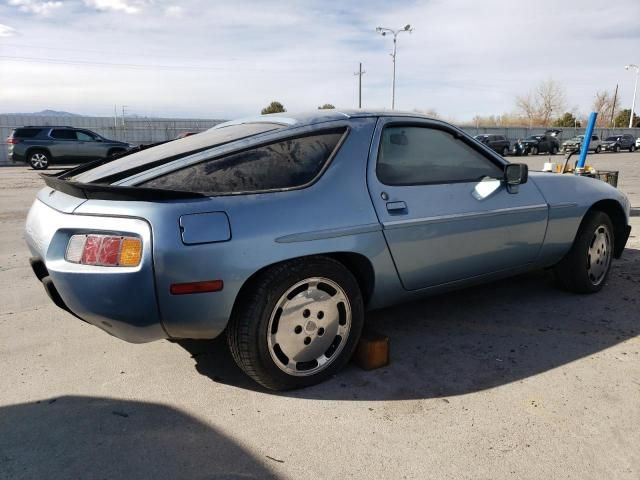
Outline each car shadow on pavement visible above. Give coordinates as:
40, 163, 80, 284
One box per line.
180, 248, 640, 401
0, 396, 278, 479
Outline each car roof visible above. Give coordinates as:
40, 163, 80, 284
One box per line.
211, 109, 437, 130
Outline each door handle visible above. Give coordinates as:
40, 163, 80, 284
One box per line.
386, 201, 407, 213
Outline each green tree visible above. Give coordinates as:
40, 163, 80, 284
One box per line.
553, 112, 581, 128
317, 104, 335, 110
261, 101, 286, 115
614, 109, 640, 127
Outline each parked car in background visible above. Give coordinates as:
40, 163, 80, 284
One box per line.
562, 135, 602, 154
473, 134, 511, 156
520, 133, 561, 155
25, 110, 631, 390
600, 134, 636, 153
636, 137, 640, 149
6, 126, 131, 170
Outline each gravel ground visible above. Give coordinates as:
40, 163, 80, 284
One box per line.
1, 153, 639, 480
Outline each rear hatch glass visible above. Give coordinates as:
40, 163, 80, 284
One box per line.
13, 128, 42, 138
70, 122, 285, 184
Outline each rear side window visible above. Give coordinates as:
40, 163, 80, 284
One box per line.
141, 129, 345, 195
50, 129, 77, 140
12, 128, 41, 138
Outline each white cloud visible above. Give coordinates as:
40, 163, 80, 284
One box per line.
164, 5, 183, 18
82, 0, 147, 14
0, 24, 17, 37
8, 0, 63, 15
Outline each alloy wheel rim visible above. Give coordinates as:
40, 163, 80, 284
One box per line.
267, 277, 351, 377
587, 224, 611, 286
30, 153, 47, 168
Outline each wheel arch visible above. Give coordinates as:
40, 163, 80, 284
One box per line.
584, 199, 628, 258
232, 252, 376, 316
25, 146, 51, 160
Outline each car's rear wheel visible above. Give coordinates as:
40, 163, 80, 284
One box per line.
227, 256, 364, 390
28, 150, 50, 170
630, 145, 636, 153
553, 211, 614, 293
502, 146, 509, 157
614, 145, 620, 153
595, 146, 601, 153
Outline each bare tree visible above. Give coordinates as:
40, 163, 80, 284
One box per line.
515, 92, 537, 126
592, 90, 620, 127
537, 79, 566, 126
515, 79, 566, 127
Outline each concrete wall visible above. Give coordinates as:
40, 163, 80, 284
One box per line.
2, 114, 639, 164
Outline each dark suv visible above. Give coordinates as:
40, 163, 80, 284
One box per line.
6, 126, 130, 170
600, 134, 637, 153
473, 134, 511, 156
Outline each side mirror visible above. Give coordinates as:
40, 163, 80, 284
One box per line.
504, 163, 528, 188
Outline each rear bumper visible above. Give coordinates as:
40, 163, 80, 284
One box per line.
25, 198, 166, 343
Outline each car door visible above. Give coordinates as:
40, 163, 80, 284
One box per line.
48, 128, 79, 161
75, 130, 105, 161
367, 118, 548, 291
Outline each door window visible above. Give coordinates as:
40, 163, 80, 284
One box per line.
76, 131, 96, 141
377, 126, 503, 185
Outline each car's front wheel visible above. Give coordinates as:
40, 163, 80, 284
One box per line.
614, 144, 620, 153
28, 150, 50, 170
227, 257, 364, 390
630, 145, 636, 153
553, 211, 614, 293
531, 146, 539, 155
551, 146, 558, 155
595, 146, 601, 154
502, 146, 509, 157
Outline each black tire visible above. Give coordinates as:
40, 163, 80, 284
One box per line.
614, 145, 620, 153
553, 211, 615, 294
27, 150, 50, 170
227, 256, 364, 390
531, 146, 539, 155
630, 145, 635, 153
595, 146, 601, 154
502, 146, 509, 157
551, 146, 558, 155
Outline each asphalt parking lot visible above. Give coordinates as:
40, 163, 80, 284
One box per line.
1, 152, 639, 480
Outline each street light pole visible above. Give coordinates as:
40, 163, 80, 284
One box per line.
625, 64, 639, 128
376, 24, 413, 109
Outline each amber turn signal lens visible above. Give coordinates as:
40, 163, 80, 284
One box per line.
119, 238, 142, 267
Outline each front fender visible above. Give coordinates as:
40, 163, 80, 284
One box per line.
529, 172, 630, 266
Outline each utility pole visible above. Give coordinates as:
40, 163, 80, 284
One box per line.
625, 64, 639, 128
376, 24, 413, 109
121, 105, 128, 128
353, 62, 366, 108
610, 84, 618, 127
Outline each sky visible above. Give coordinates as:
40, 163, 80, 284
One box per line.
0, 0, 639, 121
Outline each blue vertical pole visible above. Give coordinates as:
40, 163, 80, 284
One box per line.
577, 112, 597, 169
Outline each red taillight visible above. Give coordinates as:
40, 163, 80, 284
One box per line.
6, 137, 19, 145
170, 280, 224, 295
66, 234, 142, 267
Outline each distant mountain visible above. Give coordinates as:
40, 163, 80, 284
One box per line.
3, 110, 82, 117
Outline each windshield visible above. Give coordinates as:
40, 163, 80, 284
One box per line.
527, 135, 543, 140
72, 122, 285, 184
605, 136, 621, 141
